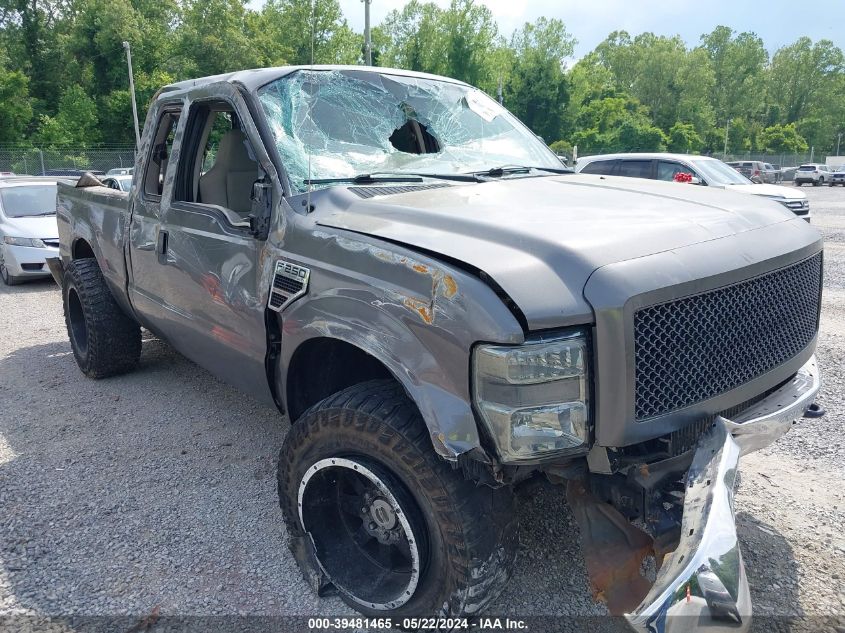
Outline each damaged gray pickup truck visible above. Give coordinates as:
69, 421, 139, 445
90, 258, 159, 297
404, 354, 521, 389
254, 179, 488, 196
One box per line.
53, 66, 824, 631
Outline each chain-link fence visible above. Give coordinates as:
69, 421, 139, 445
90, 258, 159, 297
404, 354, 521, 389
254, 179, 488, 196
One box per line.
0, 146, 136, 175
721, 152, 817, 169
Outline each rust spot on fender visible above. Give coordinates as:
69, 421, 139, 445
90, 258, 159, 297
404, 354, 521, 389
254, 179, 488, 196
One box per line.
442, 275, 458, 298
403, 297, 434, 325
412, 263, 429, 274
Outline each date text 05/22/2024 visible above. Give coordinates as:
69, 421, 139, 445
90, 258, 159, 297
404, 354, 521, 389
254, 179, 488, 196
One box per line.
307, 618, 528, 630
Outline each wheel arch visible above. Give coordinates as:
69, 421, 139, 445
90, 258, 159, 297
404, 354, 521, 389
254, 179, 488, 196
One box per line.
285, 336, 395, 422
277, 297, 496, 462
71, 237, 96, 261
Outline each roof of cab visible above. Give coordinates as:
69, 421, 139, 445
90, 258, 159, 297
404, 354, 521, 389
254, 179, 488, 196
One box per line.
158, 65, 471, 98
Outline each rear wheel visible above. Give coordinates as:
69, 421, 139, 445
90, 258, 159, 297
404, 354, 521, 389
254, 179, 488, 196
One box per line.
63, 258, 141, 378
813, 178, 822, 186
278, 379, 517, 617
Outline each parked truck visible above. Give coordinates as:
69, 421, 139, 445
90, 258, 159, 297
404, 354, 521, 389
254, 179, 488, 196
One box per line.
52, 66, 824, 632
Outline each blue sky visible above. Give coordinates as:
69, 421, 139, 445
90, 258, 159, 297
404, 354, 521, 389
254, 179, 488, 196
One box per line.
338, 0, 845, 60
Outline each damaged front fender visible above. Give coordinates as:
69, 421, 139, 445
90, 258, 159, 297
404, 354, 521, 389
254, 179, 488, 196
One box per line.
276, 223, 524, 461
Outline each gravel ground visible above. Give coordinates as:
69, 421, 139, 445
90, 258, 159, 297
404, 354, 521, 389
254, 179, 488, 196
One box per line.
0, 186, 843, 632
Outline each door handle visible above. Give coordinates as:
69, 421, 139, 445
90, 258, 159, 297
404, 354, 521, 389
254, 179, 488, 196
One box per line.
156, 229, 168, 255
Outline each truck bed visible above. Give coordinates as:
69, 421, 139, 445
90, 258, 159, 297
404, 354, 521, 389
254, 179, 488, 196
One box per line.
56, 181, 132, 313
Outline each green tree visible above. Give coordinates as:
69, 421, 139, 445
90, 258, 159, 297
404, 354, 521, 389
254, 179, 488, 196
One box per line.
442, 0, 499, 89
33, 84, 99, 147
257, 0, 360, 66
760, 123, 808, 153
0, 64, 32, 142
571, 94, 666, 153
379, 1, 448, 74
699, 27, 768, 124
175, 0, 263, 77
770, 37, 844, 123
0, 0, 66, 119
589, 31, 714, 135
502, 18, 574, 143
667, 122, 703, 153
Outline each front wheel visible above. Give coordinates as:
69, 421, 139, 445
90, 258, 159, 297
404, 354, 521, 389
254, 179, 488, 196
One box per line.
0, 261, 22, 286
278, 380, 517, 618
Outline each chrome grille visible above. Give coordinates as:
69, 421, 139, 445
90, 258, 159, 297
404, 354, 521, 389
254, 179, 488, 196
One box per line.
634, 253, 822, 420
780, 199, 810, 215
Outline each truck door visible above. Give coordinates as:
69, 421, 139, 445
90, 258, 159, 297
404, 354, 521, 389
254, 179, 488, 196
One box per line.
133, 88, 276, 405
127, 104, 183, 324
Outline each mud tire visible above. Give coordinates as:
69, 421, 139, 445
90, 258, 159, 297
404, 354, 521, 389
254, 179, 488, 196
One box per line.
63, 258, 141, 378
278, 379, 517, 618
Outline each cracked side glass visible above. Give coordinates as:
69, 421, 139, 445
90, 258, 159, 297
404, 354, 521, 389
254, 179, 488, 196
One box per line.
257, 69, 561, 194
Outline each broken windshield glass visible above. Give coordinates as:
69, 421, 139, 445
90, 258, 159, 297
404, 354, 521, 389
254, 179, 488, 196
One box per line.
257, 69, 561, 194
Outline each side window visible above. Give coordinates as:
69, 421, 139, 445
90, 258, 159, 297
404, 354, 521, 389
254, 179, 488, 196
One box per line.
174, 101, 261, 217
144, 108, 180, 197
616, 160, 652, 179
657, 161, 698, 182
202, 112, 236, 173
580, 160, 616, 175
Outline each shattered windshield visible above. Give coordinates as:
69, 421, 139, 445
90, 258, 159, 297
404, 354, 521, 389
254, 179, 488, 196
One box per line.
258, 69, 561, 194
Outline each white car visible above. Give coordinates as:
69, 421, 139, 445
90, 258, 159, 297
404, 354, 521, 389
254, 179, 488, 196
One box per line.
102, 174, 133, 192
0, 177, 62, 285
793, 163, 833, 186
576, 153, 811, 221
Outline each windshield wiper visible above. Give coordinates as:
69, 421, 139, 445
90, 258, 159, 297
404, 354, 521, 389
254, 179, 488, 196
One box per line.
476, 165, 573, 178
304, 171, 482, 186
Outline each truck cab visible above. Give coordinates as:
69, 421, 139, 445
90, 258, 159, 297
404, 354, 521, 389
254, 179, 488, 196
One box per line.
54, 66, 824, 633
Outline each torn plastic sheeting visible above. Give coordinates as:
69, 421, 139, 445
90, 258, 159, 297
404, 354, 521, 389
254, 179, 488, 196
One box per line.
257, 69, 555, 194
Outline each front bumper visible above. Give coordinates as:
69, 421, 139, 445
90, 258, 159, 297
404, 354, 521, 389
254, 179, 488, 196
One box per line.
1, 243, 59, 277
625, 355, 820, 632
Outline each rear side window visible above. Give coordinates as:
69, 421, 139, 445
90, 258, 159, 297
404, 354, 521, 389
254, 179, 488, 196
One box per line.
144, 108, 181, 197
616, 160, 653, 179
580, 160, 616, 175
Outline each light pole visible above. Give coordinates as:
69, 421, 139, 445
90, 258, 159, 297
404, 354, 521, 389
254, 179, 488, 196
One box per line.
723, 118, 731, 159
363, 0, 373, 66
123, 41, 141, 149
837, 132, 842, 156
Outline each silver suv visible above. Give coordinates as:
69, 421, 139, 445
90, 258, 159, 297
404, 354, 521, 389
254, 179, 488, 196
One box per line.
794, 163, 833, 186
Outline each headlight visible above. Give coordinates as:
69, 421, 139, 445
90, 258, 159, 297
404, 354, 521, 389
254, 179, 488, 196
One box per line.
3, 236, 46, 248
473, 331, 590, 462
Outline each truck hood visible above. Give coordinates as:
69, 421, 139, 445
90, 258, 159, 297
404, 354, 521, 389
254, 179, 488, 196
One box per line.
317, 174, 801, 330
1, 215, 59, 239
718, 182, 806, 200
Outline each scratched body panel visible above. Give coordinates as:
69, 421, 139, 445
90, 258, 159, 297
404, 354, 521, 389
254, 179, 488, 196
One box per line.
274, 210, 523, 457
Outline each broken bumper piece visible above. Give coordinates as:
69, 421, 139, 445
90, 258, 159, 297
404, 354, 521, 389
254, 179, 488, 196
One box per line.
626, 355, 820, 633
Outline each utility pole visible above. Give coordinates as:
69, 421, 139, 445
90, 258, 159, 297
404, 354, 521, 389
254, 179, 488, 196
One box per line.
723, 118, 731, 159
123, 41, 141, 149
837, 132, 842, 156
497, 76, 503, 105
363, 0, 373, 66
